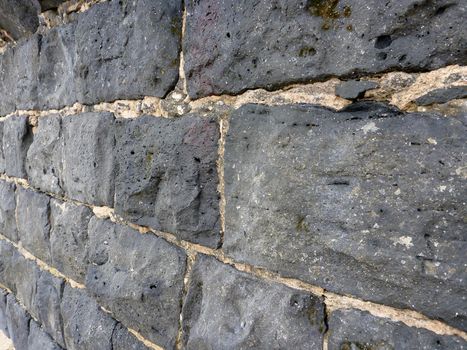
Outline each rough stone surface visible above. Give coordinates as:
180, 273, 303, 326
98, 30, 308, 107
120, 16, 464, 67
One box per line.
0, 180, 17, 241
50, 199, 92, 284
5, 294, 31, 350
335, 80, 379, 99
224, 103, 467, 330
328, 309, 467, 350
26, 115, 63, 195
12, 252, 40, 317
415, 86, 467, 106
184, 0, 467, 98
0, 0, 40, 40
112, 323, 151, 350
0, 121, 4, 172
61, 285, 116, 350
28, 320, 62, 350
86, 217, 186, 348
61, 112, 115, 206
0, 289, 8, 336
182, 254, 326, 349
115, 115, 220, 247
16, 187, 51, 263
2, 116, 32, 178
0, 240, 18, 292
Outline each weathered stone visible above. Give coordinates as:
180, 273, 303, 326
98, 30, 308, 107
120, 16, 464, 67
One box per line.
74, 0, 181, 105
184, 0, 467, 98
50, 199, 92, 284
328, 309, 467, 350
415, 86, 467, 106
115, 115, 220, 247
224, 103, 467, 330
26, 115, 63, 195
61, 285, 116, 350
86, 217, 186, 348
2, 116, 32, 178
335, 80, 379, 99
0, 289, 8, 336
182, 254, 326, 349
33, 271, 65, 347
61, 112, 115, 206
0, 240, 17, 292
0, 121, 5, 172
0, 0, 40, 40
112, 323, 152, 350
5, 294, 31, 350
28, 320, 62, 350
17, 187, 51, 263
13, 252, 40, 316
0, 180, 17, 241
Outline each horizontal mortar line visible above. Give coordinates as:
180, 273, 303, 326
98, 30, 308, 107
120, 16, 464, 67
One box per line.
2, 174, 466, 339
0, 233, 166, 350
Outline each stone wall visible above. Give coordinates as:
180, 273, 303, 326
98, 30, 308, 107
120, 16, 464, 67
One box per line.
0, 0, 466, 349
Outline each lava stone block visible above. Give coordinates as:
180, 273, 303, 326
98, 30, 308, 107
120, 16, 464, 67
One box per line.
184, 0, 467, 98
0, 0, 40, 40
28, 320, 63, 350
182, 254, 326, 349
16, 187, 51, 263
85, 217, 186, 349
0, 121, 5, 172
0, 289, 8, 336
2, 116, 32, 178
115, 115, 220, 247
0, 240, 18, 292
224, 102, 467, 330
49, 199, 92, 284
61, 285, 116, 350
328, 309, 467, 350
112, 323, 152, 350
0, 180, 17, 241
5, 294, 31, 350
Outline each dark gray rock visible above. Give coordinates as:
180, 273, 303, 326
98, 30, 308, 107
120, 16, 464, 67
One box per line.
115, 115, 220, 247
184, 0, 467, 98
0, 0, 40, 40
182, 254, 326, 349
112, 323, 152, 350
0, 240, 18, 292
16, 187, 51, 263
85, 217, 186, 349
335, 80, 379, 99
224, 103, 467, 330
328, 309, 467, 350
28, 320, 62, 350
74, 0, 181, 105
61, 285, 116, 350
2, 116, 32, 178
13, 252, 40, 316
0, 180, 17, 241
0, 289, 8, 336
5, 294, 31, 350
415, 86, 467, 106
61, 112, 115, 206
0, 121, 4, 172
39, 0, 66, 11
50, 199, 92, 284
33, 271, 65, 347
26, 115, 63, 195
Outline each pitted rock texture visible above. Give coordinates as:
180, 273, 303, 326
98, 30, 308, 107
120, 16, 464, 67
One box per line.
328, 309, 467, 350
85, 217, 186, 349
0, 180, 17, 241
224, 103, 467, 330
184, 0, 467, 98
181, 254, 326, 349
115, 115, 221, 247
0, 0, 40, 40
111, 323, 152, 350
0, 0, 182, 115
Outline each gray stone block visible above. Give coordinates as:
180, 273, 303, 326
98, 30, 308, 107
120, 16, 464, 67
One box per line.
26, 115, 63, 195
85, 216, 186, 349
0, 180, 17, 241
182, 254, 326, 349
0, 0, 40, 40
415, 86, 467, 106
184, 0, 467, 98
28, 320, 62, 350
335, 80, 379, 99
61, 285, 116, 350
13, 253, 40, 317
115, 115, 220, 247
112, 323, 152, 350
2, 116, 32, 178
328, 309, 467, 350
16, 187, 51, 263
61, 112, 115, 206
6, 294, 31, 350
0, 289, 8, 336
0, 121, 5, 172
224, 103, 467, 330
50, 199, 92, 284
0, 240, 18, 293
